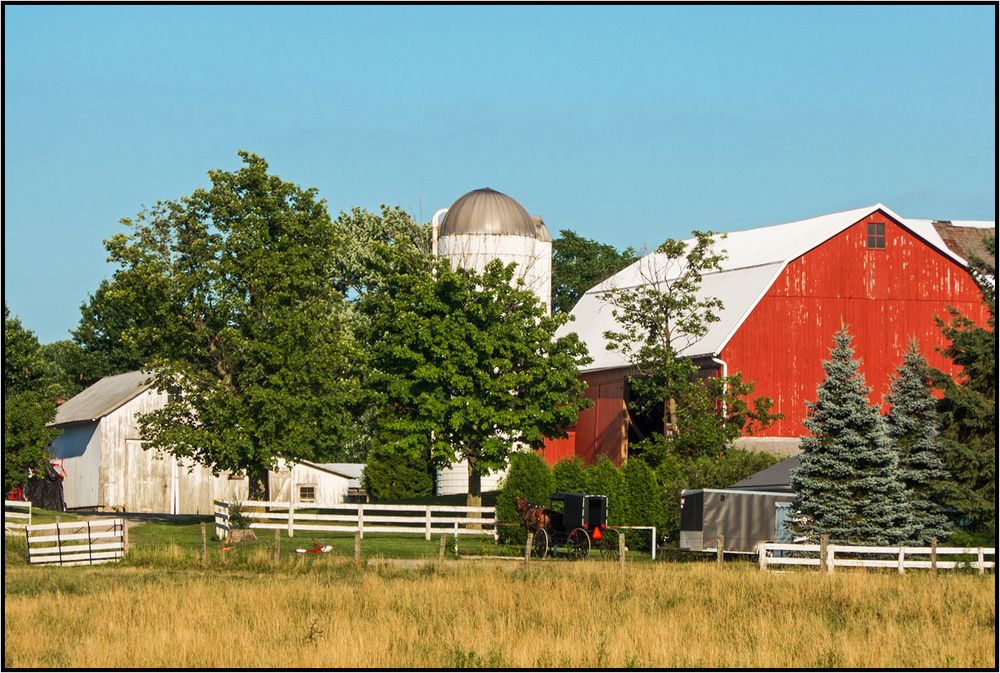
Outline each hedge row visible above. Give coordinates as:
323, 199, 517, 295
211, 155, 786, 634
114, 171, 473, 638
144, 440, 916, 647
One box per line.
496, 450, 778, 549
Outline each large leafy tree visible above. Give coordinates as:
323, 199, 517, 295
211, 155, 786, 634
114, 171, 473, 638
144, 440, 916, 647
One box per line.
885, 341, 952, 543
790, 327, 914, 545
72, 277, 160, 384
551, 230, 636, 314
603, 232, 779, 462
360, 246, 591, 503
4, 306, 60, 492
103, 152, 363, 497
932, 235, 995, 539
333, 205, 430, 297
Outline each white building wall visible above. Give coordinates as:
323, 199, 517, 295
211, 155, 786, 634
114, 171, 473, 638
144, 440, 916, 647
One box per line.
435, 460, 507, 497
50, 422, 102, 509
269, 460, 349, 507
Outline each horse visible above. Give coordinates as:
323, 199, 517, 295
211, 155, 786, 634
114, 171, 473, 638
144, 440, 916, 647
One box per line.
514, 496, 552, 532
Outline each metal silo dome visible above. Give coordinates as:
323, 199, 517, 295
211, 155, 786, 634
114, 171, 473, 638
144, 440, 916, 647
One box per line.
440, 187, 539, 238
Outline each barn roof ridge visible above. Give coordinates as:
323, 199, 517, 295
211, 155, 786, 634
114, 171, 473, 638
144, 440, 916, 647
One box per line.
561, 203, 994, 370
49, 370, 154, 426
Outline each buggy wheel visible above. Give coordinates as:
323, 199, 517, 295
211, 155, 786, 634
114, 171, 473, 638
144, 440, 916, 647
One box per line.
567, 528, 591, 560
531, 529, 549, 558
599, 528, 620, 561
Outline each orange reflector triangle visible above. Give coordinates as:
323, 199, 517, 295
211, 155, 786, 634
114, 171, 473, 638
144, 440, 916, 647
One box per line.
592, 527, 602, 541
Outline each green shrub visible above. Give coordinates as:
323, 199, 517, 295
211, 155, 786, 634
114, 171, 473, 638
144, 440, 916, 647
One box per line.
552, 456, 588, 510
585, 456, 627, 527
622, 458, 666, 550
362, 444, 434, 502
496, 452, 554, 545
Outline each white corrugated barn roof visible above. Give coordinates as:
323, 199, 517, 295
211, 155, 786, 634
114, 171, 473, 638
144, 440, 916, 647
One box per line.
560, 203, 990, 372
49, 370, 153, 426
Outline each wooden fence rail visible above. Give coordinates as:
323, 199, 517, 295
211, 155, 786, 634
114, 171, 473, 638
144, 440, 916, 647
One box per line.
214, 500, 497, 542
4, 500, 32, 534
757, 541, 995, 574
26, 518, 126, 566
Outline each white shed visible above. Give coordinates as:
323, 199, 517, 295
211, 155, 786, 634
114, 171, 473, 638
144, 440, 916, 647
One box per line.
48, 371, 248, 514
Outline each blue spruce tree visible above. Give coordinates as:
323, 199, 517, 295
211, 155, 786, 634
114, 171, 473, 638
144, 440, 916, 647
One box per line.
790, 326, 914, 545
885, 341, 952, 544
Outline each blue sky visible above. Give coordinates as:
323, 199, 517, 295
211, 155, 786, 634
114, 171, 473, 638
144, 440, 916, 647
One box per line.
4, 5, 996, 343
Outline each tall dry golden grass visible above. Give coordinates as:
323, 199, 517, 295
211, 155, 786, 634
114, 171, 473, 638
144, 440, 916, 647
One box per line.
4, 559, 994, 668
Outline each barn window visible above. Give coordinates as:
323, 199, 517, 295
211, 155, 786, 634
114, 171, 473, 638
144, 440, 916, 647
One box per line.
298, 485, 316, 503
867, 222, 886, 249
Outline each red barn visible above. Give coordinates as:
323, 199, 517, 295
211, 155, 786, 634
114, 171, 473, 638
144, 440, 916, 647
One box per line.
547, 204, 993, 464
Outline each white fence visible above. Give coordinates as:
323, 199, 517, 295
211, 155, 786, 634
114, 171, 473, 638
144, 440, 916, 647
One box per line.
214, 500, 497, 541
757, 542, 995, 574
25, 518, 126, 566
4, 500, 32, 534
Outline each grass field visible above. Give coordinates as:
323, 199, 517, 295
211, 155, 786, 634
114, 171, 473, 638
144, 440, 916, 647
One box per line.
3, 516, 995, 669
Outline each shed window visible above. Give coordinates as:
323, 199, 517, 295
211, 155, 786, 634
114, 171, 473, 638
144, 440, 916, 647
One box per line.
299, 485, 316, 503
867, 222, 886, 249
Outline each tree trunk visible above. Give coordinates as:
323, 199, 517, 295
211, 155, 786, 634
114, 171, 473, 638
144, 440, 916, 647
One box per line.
248, 464, 270, 501
466, 459, 482, 510
664, 398, 678, 438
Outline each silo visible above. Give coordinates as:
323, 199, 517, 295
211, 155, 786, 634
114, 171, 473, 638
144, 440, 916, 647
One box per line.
432, 188, 553, 495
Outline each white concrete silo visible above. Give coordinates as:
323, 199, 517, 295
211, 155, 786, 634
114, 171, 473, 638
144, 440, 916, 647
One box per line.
432, 187, 553, 496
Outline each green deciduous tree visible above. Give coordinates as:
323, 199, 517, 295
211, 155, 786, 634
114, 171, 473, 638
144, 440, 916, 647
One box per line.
103, 152, 364, 497
885, 341, 952, 544
932, 235, 995, 540
603, 232, 780, 462
360, 247, 591, 504
4, 306, 60, 492
551, 230, 636, 314
333, 205, 430, 298
790, 326, 915, 545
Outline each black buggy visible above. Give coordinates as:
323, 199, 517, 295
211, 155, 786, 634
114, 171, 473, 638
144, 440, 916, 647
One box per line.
530, 492, 619, 561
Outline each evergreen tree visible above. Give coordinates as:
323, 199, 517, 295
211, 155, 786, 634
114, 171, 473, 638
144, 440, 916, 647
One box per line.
932, 235, 995, 539
885, 341, 952, 543
790, 326, 914, 545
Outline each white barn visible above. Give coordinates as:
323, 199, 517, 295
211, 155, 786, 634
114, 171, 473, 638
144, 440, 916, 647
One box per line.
48, 371, 363, 514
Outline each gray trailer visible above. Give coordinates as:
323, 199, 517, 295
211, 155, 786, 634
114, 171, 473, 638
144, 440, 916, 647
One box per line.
679, 488, 797, 554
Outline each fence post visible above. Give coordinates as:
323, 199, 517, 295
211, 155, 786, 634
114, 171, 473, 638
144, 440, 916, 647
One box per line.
273, 528, 281, 564
897, 546, 905, 575
201, 523, 207, 566
651, 527, 657, 561
438, 535, 446, 566
619, 531, 626, 572
354, 530, 362, 566
758, 543, 768, 571
819, 535, 829, 574
930, 538, 937, 576
826, 544, 835, 574
86, 521, 94, 564
453, 522, 458, 555
717, 534, 725, 567
358, 504, 364, 540
524, 531, 533, 567
287, 500, 295, 539
123, 521, 129, 556
977, 547, 985, 575
425, 506, 432, 541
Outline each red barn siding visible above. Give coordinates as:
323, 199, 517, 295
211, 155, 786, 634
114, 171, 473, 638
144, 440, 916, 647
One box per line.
561, 370, 627, 466
721, 211, 990, 438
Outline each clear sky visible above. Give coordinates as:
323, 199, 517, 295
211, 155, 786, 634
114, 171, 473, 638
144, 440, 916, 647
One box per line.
4, 5, 996, 343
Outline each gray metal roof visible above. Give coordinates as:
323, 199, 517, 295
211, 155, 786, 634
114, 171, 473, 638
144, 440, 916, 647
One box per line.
730, 456, 800, 492
50, 370, 153, 426
440, 188, 538, 238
